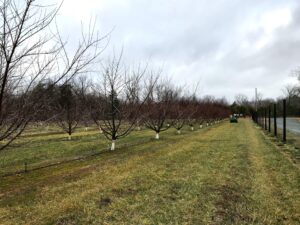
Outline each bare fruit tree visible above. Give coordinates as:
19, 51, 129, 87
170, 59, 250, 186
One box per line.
0, 0, 105, 150
170, 88, 186, 134
91, 55, 149, 150
143, 78, 174, 140
186, 101, 198, 131
54, 83, 80, 140
171, 101, 186, 134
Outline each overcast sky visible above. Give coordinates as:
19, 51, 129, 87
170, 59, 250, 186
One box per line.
56, 0, 300, 102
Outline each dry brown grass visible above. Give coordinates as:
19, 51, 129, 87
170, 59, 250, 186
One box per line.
0, 119, 299, 224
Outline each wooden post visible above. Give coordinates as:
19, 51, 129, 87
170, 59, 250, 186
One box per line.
283, 99, 286, 142
274, 104, 277, 137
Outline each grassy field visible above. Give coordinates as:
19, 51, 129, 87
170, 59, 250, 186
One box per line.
0, 125, 157, 176
0, 119, 299, 224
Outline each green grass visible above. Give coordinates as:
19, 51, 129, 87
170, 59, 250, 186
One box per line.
0, 126, 164, 176
0, 119, 299, 225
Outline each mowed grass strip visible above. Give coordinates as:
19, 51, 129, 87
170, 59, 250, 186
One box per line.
0, 127, 154, 175
0, 119, 299, 225
0, 124, 207, 176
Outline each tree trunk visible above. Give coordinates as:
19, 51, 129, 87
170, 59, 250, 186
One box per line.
68, 134, 72, 140
191, 126, 194, 131
177, 129, 181, 134
200, 124, 203, 129
111, 140, 116, 150
85, 127, 88, 131
206, 123, 209, 127
155, 132, 160, 140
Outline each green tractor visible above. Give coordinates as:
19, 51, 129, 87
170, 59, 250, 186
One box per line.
230, 115, 238, 123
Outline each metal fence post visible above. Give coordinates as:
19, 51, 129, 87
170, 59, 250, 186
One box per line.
260, 108, 262, 127
283, 99, 286, 142
274, 103, 277, 137
264, 108, 267, 130
259, 109, 261, 127
268, 105, 271, 132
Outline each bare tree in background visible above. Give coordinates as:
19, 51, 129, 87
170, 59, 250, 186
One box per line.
91, 55, 149, 150
235, 94, 249, 106
255, 92, 264, 108
54, 83, 80, 140
194, 104, 205, 129
171, 96, 186, 134
143, 78, 174, 140
201, 96, 216, 126
184, 84, 200, 131
74, 76, 93, 131
186, 100, 198, 131
283, 84, 297, 103
0, 0, 105, 150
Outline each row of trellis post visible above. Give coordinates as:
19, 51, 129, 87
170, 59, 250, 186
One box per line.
252, 99, 286, 142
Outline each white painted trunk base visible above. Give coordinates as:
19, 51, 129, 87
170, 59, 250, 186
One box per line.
177, 130, 181, 134
111, 140, 116, 151
200, 125, 203, 129
68, 134, 72, 140
191, 126, 194, 131
155, 132, 160, 139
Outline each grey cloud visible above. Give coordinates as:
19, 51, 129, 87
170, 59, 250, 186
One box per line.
58, 0, 300, 102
